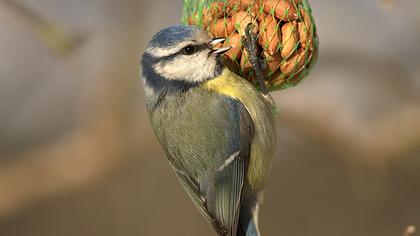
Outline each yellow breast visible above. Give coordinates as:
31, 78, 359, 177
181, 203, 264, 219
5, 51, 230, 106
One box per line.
203, 68, 276, 191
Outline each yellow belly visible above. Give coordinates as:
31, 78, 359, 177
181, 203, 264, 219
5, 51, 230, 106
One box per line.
203, 68, 276, 191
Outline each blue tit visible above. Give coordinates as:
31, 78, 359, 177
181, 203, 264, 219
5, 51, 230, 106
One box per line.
141, 25, 275, 236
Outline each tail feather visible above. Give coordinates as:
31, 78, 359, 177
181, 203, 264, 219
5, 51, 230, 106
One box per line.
237, 224, 246, 236
237, 202, 261, 236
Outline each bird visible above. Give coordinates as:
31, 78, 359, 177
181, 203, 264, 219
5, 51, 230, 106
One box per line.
141, 24, 275, 236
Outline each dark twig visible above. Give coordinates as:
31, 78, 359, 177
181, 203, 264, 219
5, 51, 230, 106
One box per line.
0, 0, 82, 57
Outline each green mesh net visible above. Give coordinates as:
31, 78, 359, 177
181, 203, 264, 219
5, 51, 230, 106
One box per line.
182, 0, 318, 91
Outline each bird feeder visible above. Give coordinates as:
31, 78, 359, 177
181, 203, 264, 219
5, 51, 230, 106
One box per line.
182, 0, 318, 91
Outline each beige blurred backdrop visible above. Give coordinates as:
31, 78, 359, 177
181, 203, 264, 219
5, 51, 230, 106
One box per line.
0, 0, 419, 235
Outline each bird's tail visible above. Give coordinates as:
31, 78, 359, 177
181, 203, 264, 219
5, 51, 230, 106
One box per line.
237, 201, 261, 236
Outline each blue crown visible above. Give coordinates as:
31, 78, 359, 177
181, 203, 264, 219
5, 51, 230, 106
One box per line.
148, 25, 201, 49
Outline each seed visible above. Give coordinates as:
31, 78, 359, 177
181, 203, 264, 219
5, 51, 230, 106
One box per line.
259, 15, 281, 55
224, 33, 243, 61
209, 18, 235, 38
280, 48, 307, 76
263, 0, 297, 21
233, 11, 254, 36
263, 51, 282, 75
281, 21, 298, 58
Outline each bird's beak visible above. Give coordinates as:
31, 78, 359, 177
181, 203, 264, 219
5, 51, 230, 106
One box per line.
211, 46, 232, 56
210, 37, 226, 46
209, 37, 231, 56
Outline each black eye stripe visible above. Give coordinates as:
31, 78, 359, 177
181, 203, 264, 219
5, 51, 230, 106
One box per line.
155, 43, 211, 63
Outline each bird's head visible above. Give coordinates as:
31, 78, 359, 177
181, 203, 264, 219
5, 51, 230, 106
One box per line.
141, 25, 231, 84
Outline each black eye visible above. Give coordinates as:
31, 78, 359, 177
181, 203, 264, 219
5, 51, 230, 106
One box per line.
182, 45, 196, 55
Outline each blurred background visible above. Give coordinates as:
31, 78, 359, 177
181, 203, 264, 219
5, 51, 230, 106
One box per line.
0, 0, 419, 235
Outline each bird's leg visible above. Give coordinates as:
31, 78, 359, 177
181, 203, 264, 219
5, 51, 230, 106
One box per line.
243, 23, 274, 106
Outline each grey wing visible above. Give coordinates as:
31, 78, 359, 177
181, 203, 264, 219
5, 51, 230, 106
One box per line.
204, 101, 254, 236
172, 167, 227, 235
169, 98, 254, 236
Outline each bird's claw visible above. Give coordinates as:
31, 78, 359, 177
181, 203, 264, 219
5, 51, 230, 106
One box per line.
243, 23, 270, 97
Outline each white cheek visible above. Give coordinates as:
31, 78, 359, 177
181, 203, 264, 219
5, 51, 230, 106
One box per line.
154, 52, 216, 82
